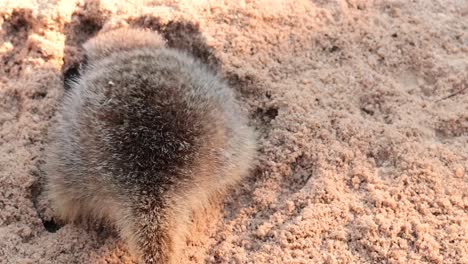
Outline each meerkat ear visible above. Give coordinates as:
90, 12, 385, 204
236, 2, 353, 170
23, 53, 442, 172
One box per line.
83, 27, 166, 61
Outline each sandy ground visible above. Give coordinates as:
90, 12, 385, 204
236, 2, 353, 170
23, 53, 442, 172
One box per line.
0, 0, 467, 263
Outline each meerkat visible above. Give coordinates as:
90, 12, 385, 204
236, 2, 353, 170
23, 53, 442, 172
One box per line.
44, 27, 256, 263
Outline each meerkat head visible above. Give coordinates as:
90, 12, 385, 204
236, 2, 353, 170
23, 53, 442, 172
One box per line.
83, 27, 166, 61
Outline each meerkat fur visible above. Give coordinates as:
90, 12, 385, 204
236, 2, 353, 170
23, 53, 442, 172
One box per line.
44, 27, 256, 263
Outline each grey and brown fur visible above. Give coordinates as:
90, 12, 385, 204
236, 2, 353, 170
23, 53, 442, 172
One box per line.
44, 28, 256, 264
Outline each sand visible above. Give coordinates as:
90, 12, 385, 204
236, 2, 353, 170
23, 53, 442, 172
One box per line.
0, 0, 467, 263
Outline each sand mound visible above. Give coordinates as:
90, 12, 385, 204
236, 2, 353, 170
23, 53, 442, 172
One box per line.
0, 0, 466, 263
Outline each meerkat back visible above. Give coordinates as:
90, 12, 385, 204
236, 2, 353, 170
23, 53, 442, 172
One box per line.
44, 28, 256, 263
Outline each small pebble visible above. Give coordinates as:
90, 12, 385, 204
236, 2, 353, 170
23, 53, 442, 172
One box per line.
454, 166, 465, 178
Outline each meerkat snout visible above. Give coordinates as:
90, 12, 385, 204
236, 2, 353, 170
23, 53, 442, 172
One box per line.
44, 27, 256, 263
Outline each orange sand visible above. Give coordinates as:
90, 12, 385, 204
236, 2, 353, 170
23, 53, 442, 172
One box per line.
0, 0, 467, 263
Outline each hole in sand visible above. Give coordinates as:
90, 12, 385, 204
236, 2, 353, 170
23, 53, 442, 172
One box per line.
255, 106, 279, 124
42, 219, 63, 233
32, 91, 47, 100
129, 16, 220, 71
264, 107, 279, 120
